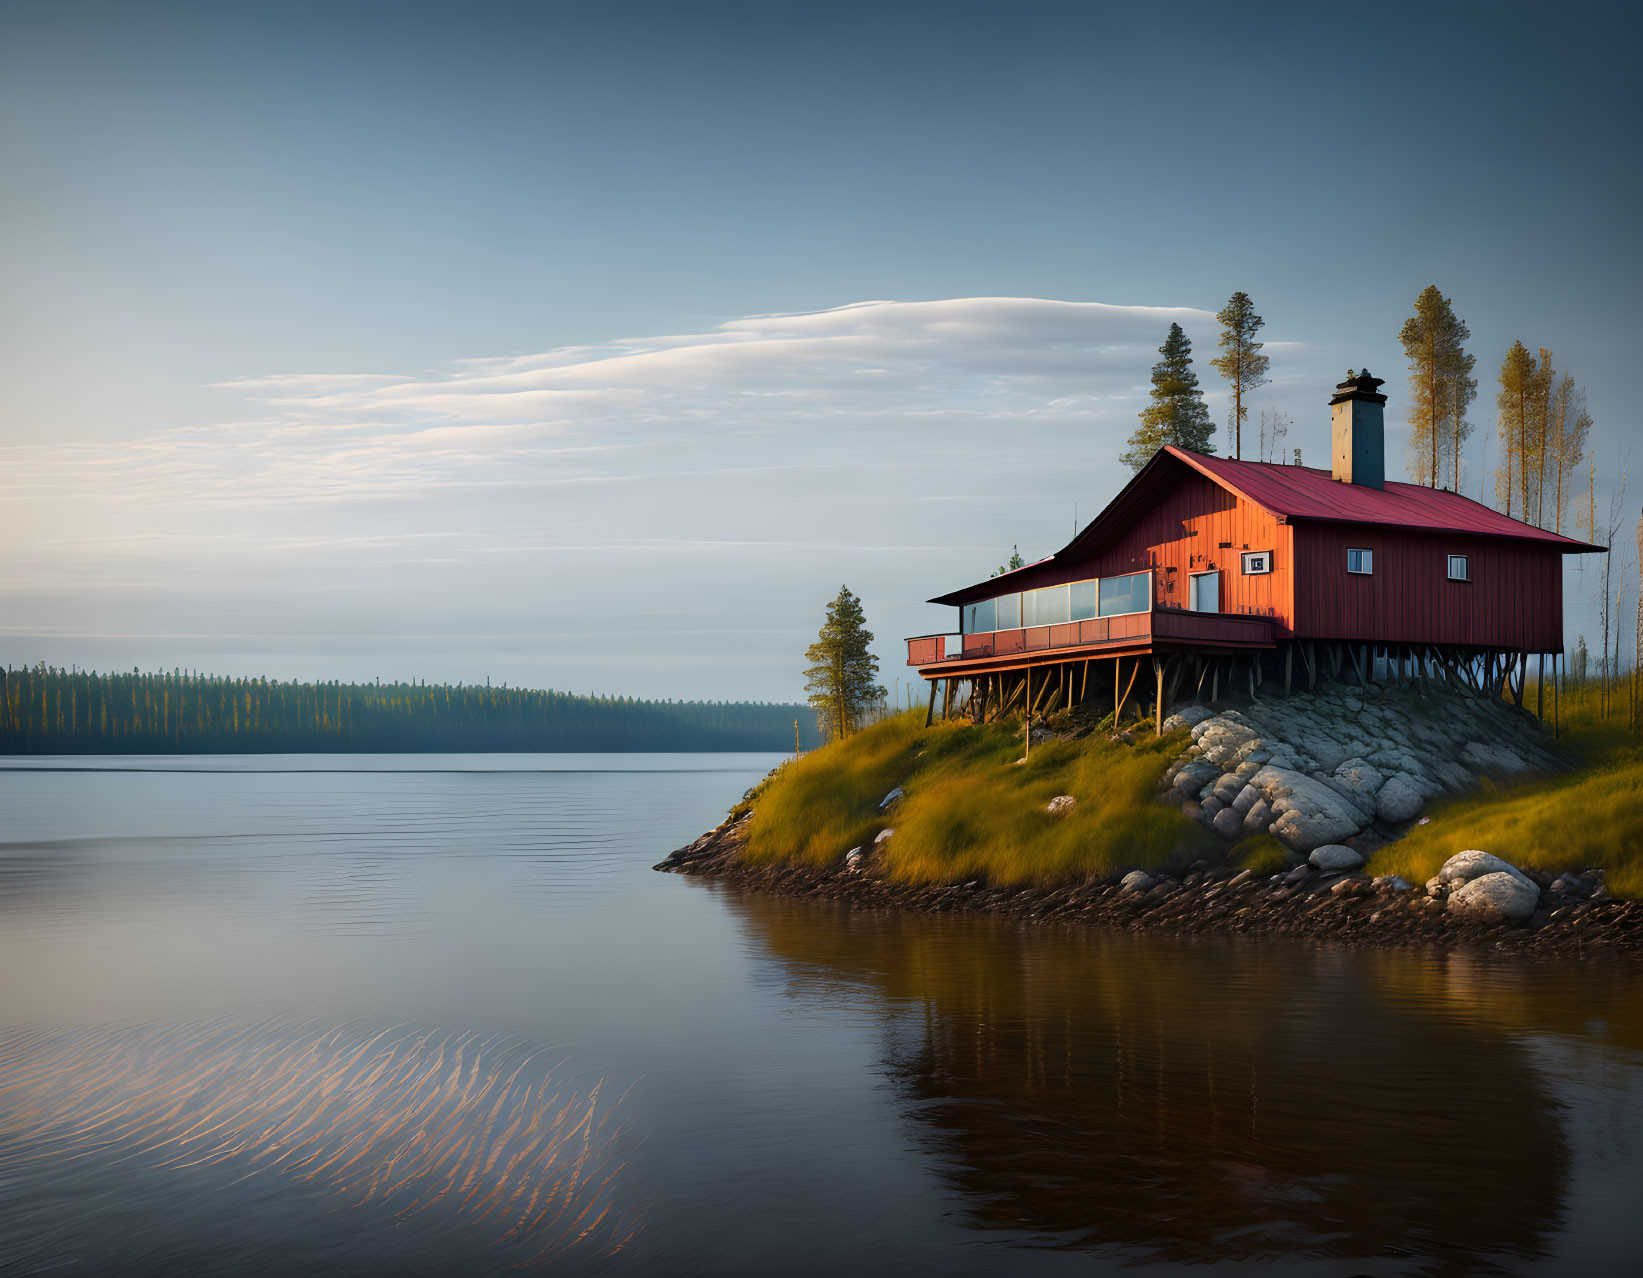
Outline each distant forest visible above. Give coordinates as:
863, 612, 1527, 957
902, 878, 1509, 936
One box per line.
1, 665, 820, 754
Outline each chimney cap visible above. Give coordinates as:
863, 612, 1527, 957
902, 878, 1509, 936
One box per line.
1330, 368, 1387, 406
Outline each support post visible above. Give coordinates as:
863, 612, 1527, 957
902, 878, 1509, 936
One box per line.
925, 679, 938, 727
1154, 655, 1165, 737
1283, 644, 1293, 697
1537, 653, 1545, 722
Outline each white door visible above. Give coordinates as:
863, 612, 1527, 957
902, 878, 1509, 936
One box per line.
1189, 571, 1220, 613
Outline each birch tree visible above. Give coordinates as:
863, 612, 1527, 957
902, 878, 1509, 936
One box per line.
1397, 285, 1472, 487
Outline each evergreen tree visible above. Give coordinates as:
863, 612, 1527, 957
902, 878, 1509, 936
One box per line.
802, 585, 885, 743
1121, 323, 1215, 472
1209, 293, 1269, 460
990, 545, 1025, 578
1397, 285, 1472, 487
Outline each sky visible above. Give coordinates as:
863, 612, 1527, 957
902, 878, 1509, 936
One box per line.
3, 0, 1640, 700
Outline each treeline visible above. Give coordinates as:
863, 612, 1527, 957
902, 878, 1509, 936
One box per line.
0, 665, 820, 754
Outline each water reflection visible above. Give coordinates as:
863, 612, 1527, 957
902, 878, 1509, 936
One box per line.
0, 1019, 636, 1271
721, 894, 1643, 1272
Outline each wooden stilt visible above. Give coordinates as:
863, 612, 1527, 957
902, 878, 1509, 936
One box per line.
925, 679, 938, 727
1537, 653, 1544, 722
1113, 659, 1120, 723
1283, 644, 1293, 697
1115, 657, 1140, 725
1211, 660, 1220, 702
1154, 656, 1166, 737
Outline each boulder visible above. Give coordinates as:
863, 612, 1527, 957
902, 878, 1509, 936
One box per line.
1334, 757, 1388, 798
1376, 773, 1426, 824
1460, 741, 1530, 774
1211, 807, 1245, 840
1211, 773, 1245, 804
1309, 844, 1365, 871
873, 828, 894, 845
1047, 795, 1076, 816
1231, 784, 1260, 816
878, 787, 904, 811
1247, 765, 1366, 852
1373, 875, 1414, 892
843, 847, 865, 869
1425, 876, 1446, 899
1438, 850, 1535, 892
1120, 870, 1155, 893
1161, 705, 1215, 732
1447, 871, 1539, 922
1241, 798, 1273, 835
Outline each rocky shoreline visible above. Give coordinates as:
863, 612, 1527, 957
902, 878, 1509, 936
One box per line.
656, 814, 1643, 962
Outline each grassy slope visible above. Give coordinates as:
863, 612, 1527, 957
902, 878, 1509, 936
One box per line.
739, 684, 1643, 896
739, 710, 1216, 886
1366, 685, 1643, 896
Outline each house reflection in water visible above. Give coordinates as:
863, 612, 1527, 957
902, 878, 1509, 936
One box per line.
719, 893, 1639, 1270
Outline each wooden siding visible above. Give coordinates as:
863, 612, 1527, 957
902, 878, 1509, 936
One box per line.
1291, 524, 1565, 650
1002, 471, 1296, 635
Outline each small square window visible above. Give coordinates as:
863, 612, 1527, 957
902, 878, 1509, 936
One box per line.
1241, 550, 1273, 575
1447, 555, 1469, 581
1347, 548, 1373, 575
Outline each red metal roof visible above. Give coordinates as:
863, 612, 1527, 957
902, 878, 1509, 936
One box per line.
1164, 447, 1601, 548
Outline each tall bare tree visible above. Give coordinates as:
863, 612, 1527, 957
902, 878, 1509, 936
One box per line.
1211, 293, 1269, 460
1398, 285, 1472, 487
1494, 342, 1538, 519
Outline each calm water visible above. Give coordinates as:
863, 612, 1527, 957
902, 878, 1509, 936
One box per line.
2, 755, 1641, 1276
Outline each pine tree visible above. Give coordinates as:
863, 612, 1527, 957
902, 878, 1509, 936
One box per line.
1210, 293, 1269, 460
990, 545, 1025, 578
1397, 285, 1472, 487
802, 585, 885, 743
1122, 323, 1215, 471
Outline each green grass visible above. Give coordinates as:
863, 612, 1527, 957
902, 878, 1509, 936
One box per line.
741, 710, 1213, 885
1367, 681, 1643, 896
1228, 834, 1296, 876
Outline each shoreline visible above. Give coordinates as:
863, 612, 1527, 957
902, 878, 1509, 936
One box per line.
656, 814, 1643, 962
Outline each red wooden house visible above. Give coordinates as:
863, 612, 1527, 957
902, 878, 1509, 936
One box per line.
906, 371, 1603, 728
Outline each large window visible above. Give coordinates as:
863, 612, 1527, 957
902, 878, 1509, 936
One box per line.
1024, 584, 1070, 626
1099, 572, 1150, 617
962, 598, 995, 633
1347, 548, 1373, 575
1188, 571, 1220, 613
960, 572, 1149, 632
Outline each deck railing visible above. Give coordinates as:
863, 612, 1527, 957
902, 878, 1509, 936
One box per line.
905, 608, 1274, 666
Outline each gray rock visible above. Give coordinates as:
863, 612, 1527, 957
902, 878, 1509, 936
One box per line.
1376, 773, 1426, 824
1161, 705, 1215, 732
1309, 843, 1365, 871
1373, 875, 1414, 892
873, 828, 894, 845
1212, 773, 1245, 804
843, 847, 865, 869
1447, 871, 1539, 921
1231, 784, 1260, 816
1334, 757, 1387, 798
878, 787, 904, 811
1047, 795, 1076, 816
1438, 850, 1535, 892
1247, 765, 1367, 852
1120, 870, 1155, 893
1201, 796, 1225, 820
1426, 876, 1447, 898
1241, 797, 1273, 834
1211, 807, 1245, 839
1460, 741, 1530, 774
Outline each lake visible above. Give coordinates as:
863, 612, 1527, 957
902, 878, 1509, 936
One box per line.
2, 754, 1641, 1276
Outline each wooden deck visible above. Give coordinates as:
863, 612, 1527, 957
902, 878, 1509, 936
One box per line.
906, 608, 1275, 678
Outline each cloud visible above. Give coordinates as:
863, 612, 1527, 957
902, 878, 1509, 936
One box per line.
2, 297, 1342, 695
